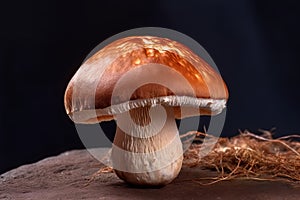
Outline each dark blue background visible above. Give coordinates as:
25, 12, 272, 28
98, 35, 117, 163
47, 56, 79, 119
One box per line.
0, 0, 299, 174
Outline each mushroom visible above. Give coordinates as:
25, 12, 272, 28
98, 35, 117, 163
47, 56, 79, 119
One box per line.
64, 36, 228, 186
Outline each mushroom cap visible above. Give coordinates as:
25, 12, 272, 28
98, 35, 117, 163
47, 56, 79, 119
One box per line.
64, 36, 228, 123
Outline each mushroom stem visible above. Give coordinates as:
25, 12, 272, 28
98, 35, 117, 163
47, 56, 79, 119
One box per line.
112, 105, 183, 186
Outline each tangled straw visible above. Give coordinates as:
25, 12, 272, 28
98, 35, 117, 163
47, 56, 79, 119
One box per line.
182, 130, 300, 186
88, 130, 300, 186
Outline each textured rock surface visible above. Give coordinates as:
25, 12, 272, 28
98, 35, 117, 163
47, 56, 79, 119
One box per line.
1, 149, 299, 200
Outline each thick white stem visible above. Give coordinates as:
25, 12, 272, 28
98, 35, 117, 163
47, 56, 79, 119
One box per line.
111, 105, 183, 186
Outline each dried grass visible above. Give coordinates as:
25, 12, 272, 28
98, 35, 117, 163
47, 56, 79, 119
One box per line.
87, 130, 300, 186
182, 130, 300, 186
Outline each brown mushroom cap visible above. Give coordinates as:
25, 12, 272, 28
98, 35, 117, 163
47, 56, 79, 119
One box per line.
64, 36, 228, 123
